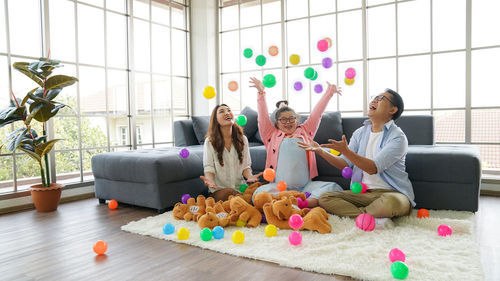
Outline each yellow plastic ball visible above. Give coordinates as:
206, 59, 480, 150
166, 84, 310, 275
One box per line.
232, 230, 245, 244
289, 54, 300, 65
344, 77, 355, 85
330, 149, 340, 156
265, 224, 277, 237
236, 219, 247, 227
203, 86, 216, 99
177, 227, 190, 240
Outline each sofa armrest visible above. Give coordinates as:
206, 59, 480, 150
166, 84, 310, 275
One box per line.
174, 120, 199, 147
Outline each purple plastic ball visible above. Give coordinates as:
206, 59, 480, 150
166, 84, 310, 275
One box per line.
314, 84, 323, 93
322, 57, 333, 69
342, 167, 353, 179
179, 148, 190, 158
293, 81, 303, 91
261, 212, 267, 224
304, 191, 311, 198
181, 194, 191, 204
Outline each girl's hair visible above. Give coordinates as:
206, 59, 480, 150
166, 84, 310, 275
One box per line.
274, 106, 299, 129
206, 104, 245, 166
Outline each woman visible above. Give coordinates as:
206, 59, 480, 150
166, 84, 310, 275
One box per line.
249, 77, 343, 208
200, 104, 261, 202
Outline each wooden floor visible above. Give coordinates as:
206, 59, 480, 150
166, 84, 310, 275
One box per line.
1, 196, 499, 281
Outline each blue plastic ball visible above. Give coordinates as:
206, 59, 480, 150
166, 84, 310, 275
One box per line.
163, 223, 175, 235
212, 226, 225, 239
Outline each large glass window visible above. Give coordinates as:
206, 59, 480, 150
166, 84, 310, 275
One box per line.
0, 0, 190, 194
219, 0, 500, 175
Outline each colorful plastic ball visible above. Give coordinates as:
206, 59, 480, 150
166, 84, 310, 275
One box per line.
93, 240, 108, 255
360, 183, 368, 193
177, 227, 190, 240
304, 67, 315, 79
262, 74, 276, 88
277, 181, 287, 191
389, 248, 406, 263
289, 54, 300, 65
342, 167, 353, 178
263, 168, 276, 182
268, 45, 279, 56
243, 48, 253, 58
355, 213, 375, 232
228, 81, 239, 92
391, 261, 409, 280
236, 219, 247, 227
297, 197, 308, 209
304, 191, 311, 198
317, 39, 329, 52
163, 223, 175, 235
239, 183, 248, 193
314, 84, 323, 93
324, 37, 333, 48
294, 81, 303, 91
179, 148, 190, 158
181, 194, 191, 204
345, 67, 356, 79
232, 230, 245, 244
108, 199, 118, 209
310, 71, 318, 81
344, 77, 355, 85
288, 231, 302, 245
288, 214, 304, 230
265, 224, 277, 237
200, 228, 213, 241
351, 182, 363, 194
203, 86, 216, 99
261, 213, 267, 224
212, 226, 225, 239
330, 149, 340, 156
322, 57, 333, 69
256, 55, 267, 66
417, 208, 430, 218
236, 115, 247, 126
437, 224, 452, 237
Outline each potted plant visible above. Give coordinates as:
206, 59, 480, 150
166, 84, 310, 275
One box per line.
0, 58, 78, 211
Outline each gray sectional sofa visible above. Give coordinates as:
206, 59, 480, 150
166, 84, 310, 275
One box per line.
92, 108, 481, 213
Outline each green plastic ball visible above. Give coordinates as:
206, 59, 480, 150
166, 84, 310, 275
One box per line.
262, 74, 276, 88
304, 67, 315, 79
351, 182, 362, 194
243, 48, 253, 58
255, 55, 266, 66
239, 183, 248, 193
200, 228, 213, 241
236, 115, 247, 126
310, 71, 318, 81
391, 261, 409, 280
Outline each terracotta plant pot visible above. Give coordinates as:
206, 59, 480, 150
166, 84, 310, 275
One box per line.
30, 183, 63, 212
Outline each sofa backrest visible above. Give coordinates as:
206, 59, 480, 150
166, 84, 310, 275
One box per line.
342, 115, 434, 145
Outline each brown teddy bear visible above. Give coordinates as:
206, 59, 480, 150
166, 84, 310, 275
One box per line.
303, 207, 332, 234
261, 196, 309, 229
198, 197, 231, 229
253, 191, 305, 213
184, 195, 206, 222
229, 196, 262, 228
173, 202, 189, 220
241, 182, 264, 203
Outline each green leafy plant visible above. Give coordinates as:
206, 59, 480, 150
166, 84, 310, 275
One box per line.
0, 58, 78, 187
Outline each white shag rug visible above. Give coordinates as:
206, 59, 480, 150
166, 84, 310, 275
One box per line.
122, 210, 483, 281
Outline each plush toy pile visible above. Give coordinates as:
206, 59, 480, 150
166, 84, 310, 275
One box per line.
172, 182, 332, 234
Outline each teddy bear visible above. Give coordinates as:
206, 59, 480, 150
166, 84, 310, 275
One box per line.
172, 202, 189, 220
261, 196, 309, 229
302, 207, 332, 234
253, 191, 305, 213
228, 196, 262, 228
184, 195, 206, 222
198, 197, 231, 228
240, 182, 264, 203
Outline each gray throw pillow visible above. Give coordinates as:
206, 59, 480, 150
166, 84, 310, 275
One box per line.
313, 111, 343, 144
240, 106, 258, 140
192, 116, 210, 144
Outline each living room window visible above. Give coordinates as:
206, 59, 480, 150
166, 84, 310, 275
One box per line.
218, 0, 500, 176
0, 0, 190, 194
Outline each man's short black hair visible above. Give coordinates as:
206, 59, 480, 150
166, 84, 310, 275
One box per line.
385, 88, 404, 120
276, 100, 288, 108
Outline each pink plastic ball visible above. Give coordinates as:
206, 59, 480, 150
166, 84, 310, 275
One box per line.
389, 248, 406, 263
317, 39, 329, 52
355, 213, 375, 231
345, 67, 356, 79
360, 183, 368, 193
288, 214, 304, 230
438, 224, 452, 237
289, 231, 302, 245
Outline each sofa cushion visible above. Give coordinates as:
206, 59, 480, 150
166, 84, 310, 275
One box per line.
240, 106, 259, 140
192, 116, 210, 144
314, 111, 343, 143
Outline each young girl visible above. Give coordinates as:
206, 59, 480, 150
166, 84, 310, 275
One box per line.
249, 77, 343, 207
200, 104, 261, 202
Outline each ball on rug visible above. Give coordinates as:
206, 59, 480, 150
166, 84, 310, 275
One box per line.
389, 248, 406, 263
391, 261, 409, 279
265, 224, 277, 237
232, 230, 245, 244
177, 227, 189, 240
200, 228, 212, 241
163, 223, 175, 235
212, 226, 225, 239
355, 213, 375, 231
289, 231, 302, 245
437, 224, 452, 237
417, 208, 430, 218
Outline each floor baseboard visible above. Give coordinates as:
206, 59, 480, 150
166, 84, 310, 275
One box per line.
0, 192, 95, 215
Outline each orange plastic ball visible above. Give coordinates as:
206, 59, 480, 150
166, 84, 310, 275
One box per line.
228, 81, 239, 92
268, 45, 279, 56
277, 181, 287, 192
417, 208, 429, 218
93, 240, 108, 255
263, 168, 276, 182
108, 199, 118, 209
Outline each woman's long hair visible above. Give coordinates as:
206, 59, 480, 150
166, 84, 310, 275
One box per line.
206, 104, 245, 166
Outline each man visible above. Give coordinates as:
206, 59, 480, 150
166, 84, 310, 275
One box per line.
298, 89, 414, 220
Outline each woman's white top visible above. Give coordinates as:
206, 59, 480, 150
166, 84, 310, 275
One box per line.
203, 136, 252, 193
